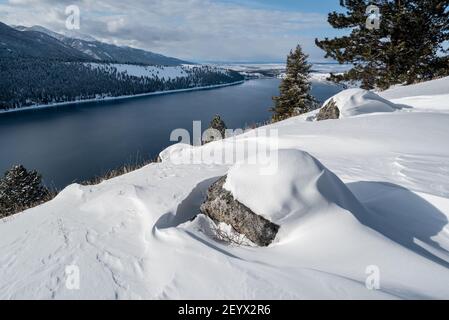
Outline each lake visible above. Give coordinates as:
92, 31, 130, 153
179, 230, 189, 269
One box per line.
0, 78, 342, 188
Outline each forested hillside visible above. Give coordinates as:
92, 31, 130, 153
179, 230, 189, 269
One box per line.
0, 59, 243, 111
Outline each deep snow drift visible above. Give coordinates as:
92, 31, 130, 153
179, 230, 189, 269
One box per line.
322, 88, 398, 118
224, 150, 366, 241
1, 77, 449, 299
378, 76, 449, 113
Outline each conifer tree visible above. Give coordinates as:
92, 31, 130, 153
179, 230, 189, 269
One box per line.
203, 115, 227, 144
271, 45, 315, 122
316, 0, 449, 89
0, 165, 50, 217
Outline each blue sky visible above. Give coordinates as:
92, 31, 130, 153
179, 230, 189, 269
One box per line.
0, 0, 347, 62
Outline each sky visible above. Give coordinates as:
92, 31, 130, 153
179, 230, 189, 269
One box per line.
0, 0, 346, 62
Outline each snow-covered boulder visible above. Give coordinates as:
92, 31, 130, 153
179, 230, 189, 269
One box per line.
219, 149, 365, 242
320, 88, 398, 119
200, 176, 280, 247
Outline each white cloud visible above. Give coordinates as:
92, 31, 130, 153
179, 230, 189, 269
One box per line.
0, 0, 331, 61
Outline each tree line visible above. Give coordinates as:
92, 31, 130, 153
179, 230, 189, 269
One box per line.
0, 58, 243, 111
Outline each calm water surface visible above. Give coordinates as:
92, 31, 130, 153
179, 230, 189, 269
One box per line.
0, 79, 342, 188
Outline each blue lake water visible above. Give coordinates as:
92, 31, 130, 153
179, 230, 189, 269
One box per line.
0, 78, 342, 188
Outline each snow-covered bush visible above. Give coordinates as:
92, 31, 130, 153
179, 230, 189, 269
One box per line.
0, 165, 50, 217
203, 115, 227, 144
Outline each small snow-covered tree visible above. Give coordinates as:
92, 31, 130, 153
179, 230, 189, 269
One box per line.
0, 165, 50, 217
203, 115, 228, 144
271, 45, 315, 122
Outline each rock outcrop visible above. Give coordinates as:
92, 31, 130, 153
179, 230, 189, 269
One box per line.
200, 176, 280, 246
316, 99, 340, 121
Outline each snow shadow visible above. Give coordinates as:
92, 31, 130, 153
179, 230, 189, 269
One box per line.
392, 103, 413, 110
348, 181, 449, 269
155, 177, 220, 229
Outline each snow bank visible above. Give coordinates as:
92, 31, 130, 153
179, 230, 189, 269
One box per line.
376, 76, 449, 112
388, 94, 449, 113
224, 150, 364, 240
323, 89, 398, 118
379, 76, 449, 99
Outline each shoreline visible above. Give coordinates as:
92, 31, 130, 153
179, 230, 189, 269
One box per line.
0, 80, 245, 115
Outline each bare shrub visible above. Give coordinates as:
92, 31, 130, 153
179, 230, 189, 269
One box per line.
81, 156, 158, 186
212, 222, 255, 247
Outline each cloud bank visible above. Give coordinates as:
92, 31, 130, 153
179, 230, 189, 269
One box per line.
0, 0, 333, 62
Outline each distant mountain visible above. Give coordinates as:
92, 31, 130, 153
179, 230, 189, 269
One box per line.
13, 25, 97, 43
0, 22, 91, 61
62, 30, 98, 43
12, 24, 190, 66
62, 38, 190, 66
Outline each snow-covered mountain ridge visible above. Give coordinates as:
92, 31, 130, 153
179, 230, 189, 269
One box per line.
1, 77, 449, 299
12, 24, 189, 66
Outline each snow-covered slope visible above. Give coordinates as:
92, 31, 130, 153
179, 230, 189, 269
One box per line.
86, 63, 234, 82
86, 63, 189, 80
379, 76, 449, 112
1, 79, 449, 300
380, 76, 449, 99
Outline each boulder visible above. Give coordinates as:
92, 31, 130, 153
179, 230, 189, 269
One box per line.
316, 99, 340, 121
200, 176, 280, 246
320, 89, 397, 119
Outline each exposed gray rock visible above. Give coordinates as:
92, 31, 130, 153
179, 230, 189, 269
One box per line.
200, 176, 279, 246
316, 99, 340, 121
